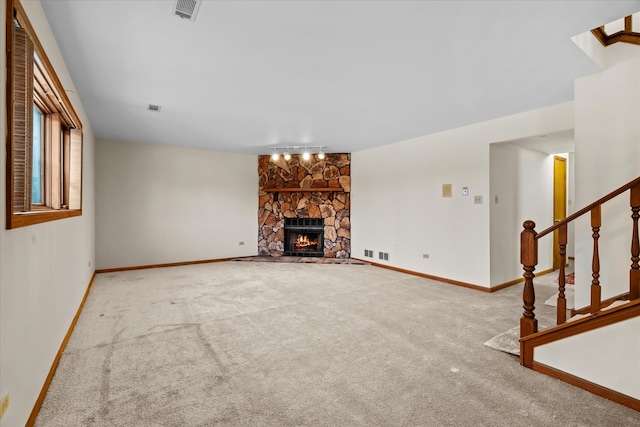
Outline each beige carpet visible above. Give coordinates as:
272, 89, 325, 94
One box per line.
484, 268, 572, 355
35, 261, 640, 426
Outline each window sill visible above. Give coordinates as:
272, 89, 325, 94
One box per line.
7, 209, 82, 229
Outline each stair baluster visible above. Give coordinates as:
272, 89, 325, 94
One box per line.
557, 223, 567, 324
590, 206, 601, 313
631, 183, 640, 300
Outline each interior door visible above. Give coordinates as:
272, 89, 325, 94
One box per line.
553, 156, 567, 269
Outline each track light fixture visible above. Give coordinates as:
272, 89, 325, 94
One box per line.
269, 146, 327, 161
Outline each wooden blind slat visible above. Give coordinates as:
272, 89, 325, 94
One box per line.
46, 113, 62, 209
13, 26, 34, 213
68, 128, 83, 210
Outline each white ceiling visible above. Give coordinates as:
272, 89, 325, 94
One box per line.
40, 1, 640, 155
510, 129, 575, 155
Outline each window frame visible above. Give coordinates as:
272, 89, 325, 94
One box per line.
6, 0, 83, 229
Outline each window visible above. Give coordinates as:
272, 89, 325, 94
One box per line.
6, 0, 83, 229
32, 106, 43, 204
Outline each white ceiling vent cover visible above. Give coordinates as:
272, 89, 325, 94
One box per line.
172, 0, 201, 22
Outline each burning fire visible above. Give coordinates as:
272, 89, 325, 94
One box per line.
295, 234, 318, 250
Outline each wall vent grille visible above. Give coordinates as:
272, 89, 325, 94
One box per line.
172, 0, 201, 21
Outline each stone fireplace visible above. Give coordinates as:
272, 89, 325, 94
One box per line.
258, 153, 350, 258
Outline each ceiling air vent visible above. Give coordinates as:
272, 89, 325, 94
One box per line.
172, 0, 201, 22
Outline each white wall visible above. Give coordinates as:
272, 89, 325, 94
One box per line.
532, 38, 640, 402
536, 317, 640, 399
352, 102, 573, 288
574, 54, 640, 308
567, 151, 576, 258
489, 144, 555, 286
0, 1, 96, 426
96, 139, 258, 269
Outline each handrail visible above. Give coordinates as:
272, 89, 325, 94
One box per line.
536, 175, 640, 239
519, 175, 640, 360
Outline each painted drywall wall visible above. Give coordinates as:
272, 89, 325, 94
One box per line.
0, 1, 96, 426
567, 152, 576, 259
574, 53, 640, 309
96, 139, 258, 269
532, 41, 640, 403
352, 102, 573, 288
489, 144, 555, 286
536, 317, 640, 399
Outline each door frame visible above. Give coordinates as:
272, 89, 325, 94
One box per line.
553, 156, 567, 270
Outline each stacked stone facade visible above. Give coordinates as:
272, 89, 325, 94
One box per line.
258, 153, 351, 258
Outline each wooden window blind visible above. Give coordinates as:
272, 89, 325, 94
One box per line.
12, 26, 34, 213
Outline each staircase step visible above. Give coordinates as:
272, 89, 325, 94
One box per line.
602, 299, 628, 311
567, 312, 591, 322
567, 299, 631, 322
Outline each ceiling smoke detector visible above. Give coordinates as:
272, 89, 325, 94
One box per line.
172, 0, 201, 22
147, 104, 162, 113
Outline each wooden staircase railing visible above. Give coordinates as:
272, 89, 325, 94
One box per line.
519, 176, 640, 364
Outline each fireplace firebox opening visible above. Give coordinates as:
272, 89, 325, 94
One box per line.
284, 218, 324, 257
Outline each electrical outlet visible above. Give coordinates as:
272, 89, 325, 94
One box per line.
474, 195, 483, 204
423, 253, 429, 259
239, 241, 245, 246
0, 394, 9, 420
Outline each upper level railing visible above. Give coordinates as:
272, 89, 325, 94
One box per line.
520, 176, 640, 339
592, 15, 640, 47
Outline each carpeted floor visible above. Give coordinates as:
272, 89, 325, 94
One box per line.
484, 267, 573, 355
35, 261, 640, 426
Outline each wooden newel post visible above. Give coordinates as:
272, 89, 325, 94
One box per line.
521, 220, 538, 339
